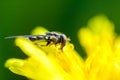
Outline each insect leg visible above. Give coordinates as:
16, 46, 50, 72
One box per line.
46, 41, 51, 46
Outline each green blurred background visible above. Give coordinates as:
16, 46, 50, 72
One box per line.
1, 0, 120, 80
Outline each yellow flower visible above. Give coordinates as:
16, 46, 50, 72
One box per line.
5, 15, 120, 80
5, 27, 85, 80
78, 15, 120, 80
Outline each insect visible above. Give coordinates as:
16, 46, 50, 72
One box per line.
5, 32, 68, 49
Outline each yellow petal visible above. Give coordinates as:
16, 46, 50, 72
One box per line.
78, 15, 115, 56
78, 15, 120, 80
5, 27, 85, 80
31, 26, 48, 35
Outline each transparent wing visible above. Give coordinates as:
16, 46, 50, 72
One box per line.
5, 35, 44, 39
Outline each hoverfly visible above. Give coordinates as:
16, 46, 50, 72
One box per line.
5, 32, 68, 49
